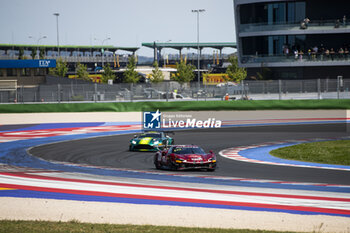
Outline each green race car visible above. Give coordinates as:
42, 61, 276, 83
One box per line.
129, 131, 174, 151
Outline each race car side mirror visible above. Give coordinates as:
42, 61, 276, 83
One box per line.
133, 135, 137, 138
209, 150, 213, 154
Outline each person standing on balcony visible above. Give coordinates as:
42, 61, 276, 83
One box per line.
298, 50, 304, 61
307, 49, 312, 60
325, 49, 330, 60
330, 48, 335, 60
339, 48, 344, 59
294, 49, 299, 60
344, 47, 349, 60
304, 17, 310, 27
335, 19, 340, 28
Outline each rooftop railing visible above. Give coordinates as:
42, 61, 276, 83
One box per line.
241, 52, 350, 64
239, 19, 349, 33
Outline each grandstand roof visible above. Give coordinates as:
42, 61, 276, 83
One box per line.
0, 44, 139, 53
142, 42, 237, 50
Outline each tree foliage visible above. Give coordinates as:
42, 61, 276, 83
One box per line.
39, 48, 45, 59
149, 61, 164, 83
123, 56, 140, 83
226, 56, 247, 83
76, 63, 89, 81
172, 60, 195, 84
49, 58, 68, 77
18, 48, 24, 60
31, 47, 36, 59
101, 63, 116, 83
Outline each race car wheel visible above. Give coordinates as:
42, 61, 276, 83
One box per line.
207, 168, 216, 172
154, 155, 161, 169
169, 161, 178, 171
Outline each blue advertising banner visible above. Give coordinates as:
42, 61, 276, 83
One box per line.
0, 59, 56, 68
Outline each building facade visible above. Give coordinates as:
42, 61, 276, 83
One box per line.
234, 0, 350, 79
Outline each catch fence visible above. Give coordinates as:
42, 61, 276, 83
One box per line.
0, 78, 349, 103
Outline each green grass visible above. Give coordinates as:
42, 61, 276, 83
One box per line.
270, 140, 350, 165
0, 220, 302, 233
0, 99, 349, 113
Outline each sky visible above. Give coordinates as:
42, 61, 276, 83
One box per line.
0, 0, 236, 57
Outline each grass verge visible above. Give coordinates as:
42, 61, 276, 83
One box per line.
0, 220, 300, 233
0, 99, 349, 113
270, 140, 350, 165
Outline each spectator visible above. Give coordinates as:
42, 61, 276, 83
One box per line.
335, 19, 340, 28
294, 49, 299, 60
338, 48, 344, 59
300, 20, 307, 29
312, 46, 318, 60
298, 50, 304, 61
304, 17, 310, 27
307, 49, 312, 60
325, 49, 330, 60
330, 48, 335, 60
344, 47, 349, 60
343, 15, 347, 27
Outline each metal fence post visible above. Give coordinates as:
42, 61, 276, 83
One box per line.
94, 83, 97, 102
317, 78, 321, 99
166, 82, 169, 102
241, 80, 244, 99
21, 85, 24, 103
278, 80, 282, 100
337, 75, 343, 99
58, 84, 61, 103
131, 83, 133, 102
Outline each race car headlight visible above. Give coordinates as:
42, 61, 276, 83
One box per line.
153, 140, 160, 144
131, 140, 137, 144
209, 157, 216, 162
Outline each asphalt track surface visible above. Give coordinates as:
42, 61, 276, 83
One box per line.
30, 124, 350, 185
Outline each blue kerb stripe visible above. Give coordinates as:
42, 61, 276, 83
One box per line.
239, 141, 350, 170
1, 189, 349, 218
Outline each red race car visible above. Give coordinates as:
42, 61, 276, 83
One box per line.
154, 145, 216, 171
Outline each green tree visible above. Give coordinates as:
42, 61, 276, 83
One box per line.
172, 60, 195, 84
123, 56, 140, 83
76, 63, 89, 81
18, 48, 24, 60
49, 57, 68, 77
226, 56, 247, 83
101, 63, 116, 83
30, 47, 36, 59
39, 48, 45, 59
149, 61, 164, 83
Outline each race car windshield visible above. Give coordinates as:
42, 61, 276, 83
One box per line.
139, 133, 161, 138
172, 147, 206, 154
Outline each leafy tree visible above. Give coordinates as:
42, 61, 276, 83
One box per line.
18, 48, 24, 60
149, 61, 164, 83
101, 63, 116, 83
226, 56, 247, 83
49, 57, 68, 77
39, 48, 45, 59
76, 63, 89, 81
172, 60, 195, 84
123, 56, 140, 83
30, 47, 36, 59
